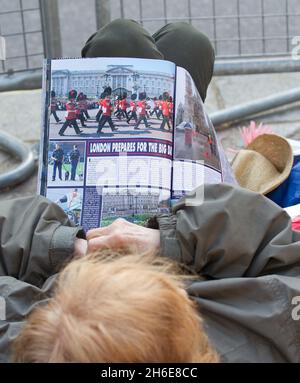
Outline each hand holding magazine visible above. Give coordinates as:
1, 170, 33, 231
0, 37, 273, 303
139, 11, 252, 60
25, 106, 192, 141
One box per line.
39, 57, 235, 230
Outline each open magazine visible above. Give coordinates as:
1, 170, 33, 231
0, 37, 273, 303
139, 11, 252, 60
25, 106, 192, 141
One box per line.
39, 57, 234, 231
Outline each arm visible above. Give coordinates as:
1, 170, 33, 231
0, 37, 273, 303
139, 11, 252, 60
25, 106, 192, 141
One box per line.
156, 183, 300, 279
0, 195, 86, 287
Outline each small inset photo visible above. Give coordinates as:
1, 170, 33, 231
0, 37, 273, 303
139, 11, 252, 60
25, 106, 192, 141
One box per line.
47, 141, 85, 186
47, 188, 83, 226
174, 67, 221, 171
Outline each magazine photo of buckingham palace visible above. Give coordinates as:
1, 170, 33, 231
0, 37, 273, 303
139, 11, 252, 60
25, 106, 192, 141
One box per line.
51, 64, 174, 98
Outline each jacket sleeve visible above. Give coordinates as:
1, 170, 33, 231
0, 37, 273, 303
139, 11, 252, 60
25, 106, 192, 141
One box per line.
156, 183, 300, 279
0, 274, 55, 362
0, 195, 85, 287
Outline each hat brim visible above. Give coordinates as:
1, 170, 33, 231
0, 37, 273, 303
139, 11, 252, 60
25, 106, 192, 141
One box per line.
233, 134, 293, 194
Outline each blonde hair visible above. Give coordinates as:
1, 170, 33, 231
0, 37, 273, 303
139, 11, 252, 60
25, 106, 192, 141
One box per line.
13, 252, 219, 363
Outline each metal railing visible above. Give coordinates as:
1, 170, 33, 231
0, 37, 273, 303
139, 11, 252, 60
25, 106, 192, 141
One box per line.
97, 0, 300, 59
0, 0, 61, 75
0, 0, 43, 74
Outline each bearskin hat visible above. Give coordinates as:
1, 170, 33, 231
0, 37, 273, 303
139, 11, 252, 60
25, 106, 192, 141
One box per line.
51, 90, 56, 97
68, 89, 77, 100
139, 92, 147, 100
131, 93, 137, 101
103, 86, 112, 96
76, 92, 84, 101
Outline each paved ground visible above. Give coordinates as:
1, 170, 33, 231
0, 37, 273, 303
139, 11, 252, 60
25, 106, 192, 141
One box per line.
1, 71, 300, 200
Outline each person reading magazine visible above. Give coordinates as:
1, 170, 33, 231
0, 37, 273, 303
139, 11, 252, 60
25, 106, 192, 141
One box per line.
0, 20, 300, 363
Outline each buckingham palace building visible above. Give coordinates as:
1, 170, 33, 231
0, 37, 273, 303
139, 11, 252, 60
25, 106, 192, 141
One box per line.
51, 65, 174, 99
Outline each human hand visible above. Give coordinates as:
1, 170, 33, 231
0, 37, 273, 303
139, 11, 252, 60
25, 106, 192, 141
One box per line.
86, 218, 160, 255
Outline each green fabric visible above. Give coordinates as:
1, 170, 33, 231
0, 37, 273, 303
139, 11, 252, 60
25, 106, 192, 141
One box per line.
0, 195, 83, 287
156, 183, 300, 362
81, 19, 215, 102
1, 185, 300, 362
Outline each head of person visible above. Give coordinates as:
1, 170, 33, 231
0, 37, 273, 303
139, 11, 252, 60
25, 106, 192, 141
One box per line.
76, 92, 84, 102
72, 188, 78, 197
51, 90, 56, 98
55, 143, 60, 150
73, 145, 78, 150
13, 253, 219, 363
131, 93, 137, 101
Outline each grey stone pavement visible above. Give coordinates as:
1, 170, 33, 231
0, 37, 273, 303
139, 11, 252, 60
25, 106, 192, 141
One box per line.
1, 71, 300, 200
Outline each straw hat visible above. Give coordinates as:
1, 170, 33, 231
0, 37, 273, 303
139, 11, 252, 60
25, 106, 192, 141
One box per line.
232, 134, 293, 195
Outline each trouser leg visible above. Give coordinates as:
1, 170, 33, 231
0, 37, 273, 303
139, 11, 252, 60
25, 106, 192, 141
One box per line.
52, 161, 57, 180
153, 22, 215, 102
96, 109, 102, 122
98, 115, 107, 132
71, 161, 77, 180
143, 116, 150, 127
82, 19, 163, 59
160, 118, 166, 130
51, 110, 60, 122
108, 117, 117, 131
134, 116, 142, 129
82, 19, 214, 103
58, 162, 62, 180
71, 120, 82, 135
59, 120, 70, 135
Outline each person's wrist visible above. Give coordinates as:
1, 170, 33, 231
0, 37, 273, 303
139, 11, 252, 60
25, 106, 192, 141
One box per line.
73, 238, 88, 258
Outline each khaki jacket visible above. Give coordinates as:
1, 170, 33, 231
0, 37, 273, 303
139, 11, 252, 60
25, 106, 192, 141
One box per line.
0, 184, 300, 362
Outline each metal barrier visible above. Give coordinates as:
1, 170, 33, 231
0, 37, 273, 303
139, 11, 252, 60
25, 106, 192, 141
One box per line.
210, 87, 300, 127
0, 0, 43, 74
97, 0, 300, 59
0, 0, 61, 75
0, 131, 36, 190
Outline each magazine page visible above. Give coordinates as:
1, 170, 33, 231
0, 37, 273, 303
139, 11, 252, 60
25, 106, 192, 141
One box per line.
172, 66, 231, 200
39, 57, 175, 231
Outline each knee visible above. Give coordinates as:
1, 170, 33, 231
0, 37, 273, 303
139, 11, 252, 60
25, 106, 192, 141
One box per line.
104, 18, 140, 33
82, 19, 141, 57
158, 22, 214, 55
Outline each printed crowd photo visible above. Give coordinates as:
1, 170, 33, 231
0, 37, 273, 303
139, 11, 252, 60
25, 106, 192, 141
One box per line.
174, 67, 221, 172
